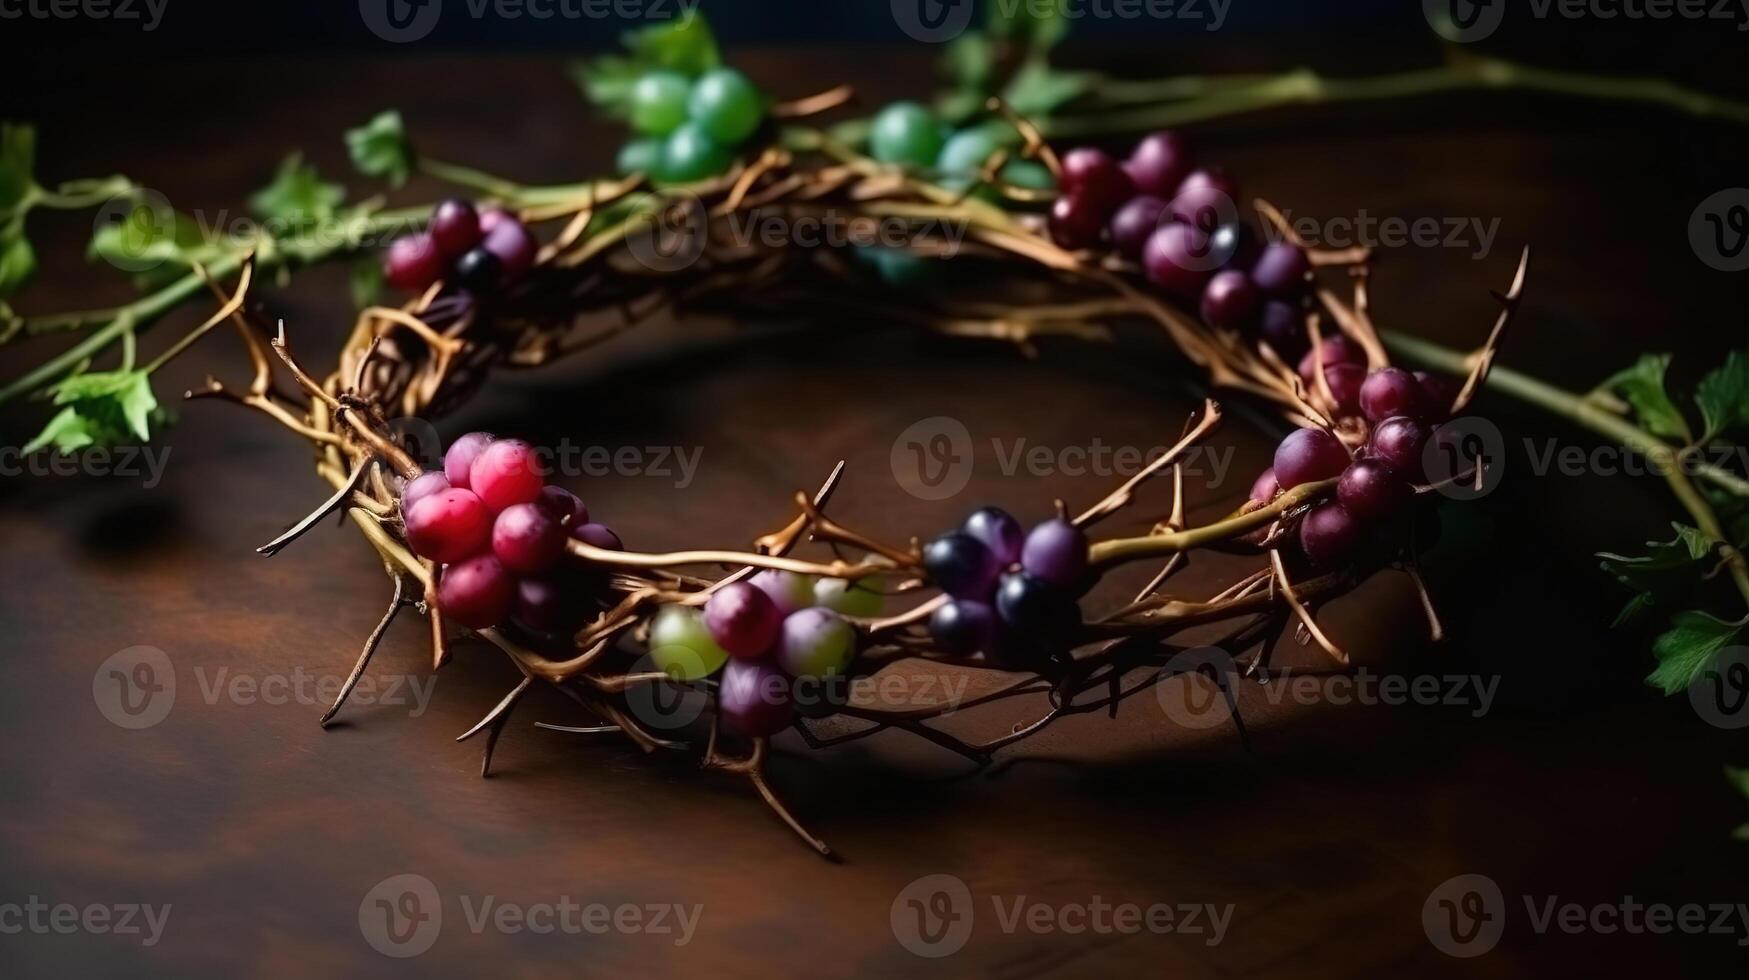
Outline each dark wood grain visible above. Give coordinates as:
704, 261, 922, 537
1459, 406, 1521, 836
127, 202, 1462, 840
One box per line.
2, 38, 1747, 979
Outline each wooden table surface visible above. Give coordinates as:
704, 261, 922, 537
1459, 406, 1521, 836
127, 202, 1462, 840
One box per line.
2, 33, 1747, 979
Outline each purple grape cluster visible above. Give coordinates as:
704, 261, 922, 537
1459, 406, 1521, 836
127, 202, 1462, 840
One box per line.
1249, 369, 1460, 568
384, 199, 537, 296
924, 506, 1086, 667
1047, 130, 1318, 359
400, 432, 622, 635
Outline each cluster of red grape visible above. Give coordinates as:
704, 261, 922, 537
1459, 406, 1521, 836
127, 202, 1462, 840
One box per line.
924, 507, 1088, 667
617, 67, 766, 183
1251, 353, 1461, 568
645, 572, 884, 736
1047, 130, 1320, 362
383, 199, 538, 296
399, 432, 622, 634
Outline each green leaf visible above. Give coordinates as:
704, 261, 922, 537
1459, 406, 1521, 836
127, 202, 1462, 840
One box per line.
350, 254, 383, 310
87, 200, 210, 274
1646, 610, 1743, 695
249, 154, 345, 229
1605, 353, 1693, 444
22, 406, 98, 454
1598, 522, 1719, 601
345, 111, 413, 188
1696, 349, 1749, 443
989, 1, 1069, 53
0, 122, 38, 213
0, 226, 36, 299
622, 12, 719, 77
1002, 59, 1097, 118
22, 370, 161, 455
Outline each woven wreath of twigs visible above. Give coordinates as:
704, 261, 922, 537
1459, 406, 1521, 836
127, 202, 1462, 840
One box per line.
193, 99, 1528, 858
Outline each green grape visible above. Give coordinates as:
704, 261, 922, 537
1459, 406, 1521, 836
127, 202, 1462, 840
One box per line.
687, 68, 763, 144
1000, 159, 1055, 191
630, 71, 692, 137
616, 138, 663, 176
776, 608, 856, 680
869, 101, 944, 167
936, 128, 1004, 177
658, 121, 733, 183
814, 577, 884, 617
648, 605, 729, 680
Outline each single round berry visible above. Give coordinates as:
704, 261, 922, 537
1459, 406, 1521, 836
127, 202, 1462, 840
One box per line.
1048, 193, 1106, 251
776, 607, 855, 679
481, 217, 536, 282
658, 121, 732, 183
571, 522, 623, 550
750, 569, 817, 616
1258, 300, 1307, 359
1323, 362, 1365, 415
703, 581, 783, 659
994, 571, 1080, 652
930, 599, 998, 657
616, 138, 663, 176
1359, 367, 1426, 423
438, 553, 514, 629
404, 488, 491, 563
688, 67, 764, 144
923, 532, 998, 600
936, 128, 1003, 179
536, 485, 587, 527
1169, 168, 1238, 231
1200, 269, 1261, 332
1296, 335, 1363, 384
1414, 371, 1461, 420
1250, 468, 1280, 504
430, 199, 482, 259
514, 575, 590, 636
1108, 195, 1169, 259
1337, 459, 1409, 521
813, 577, 884, 617
451, 247, 502, 292
630, 70, 691, 136
1124, 130, 1194, 197
1273, 428, 1351, 489
400, 471, 451, 515
443, 431, 494, 489
1209, 222, 1261, 270
648, 605, 729, 681
962, 506, 1024, 567
717, 659, 794, 736
1058, 147, 1133, 216
1143, 222, 1217, 298
869, 101, 944, 167
1021, 519, 1088, 588
1250, 242, 1312, 295
1299, 503, 1362, 568
1369, 416, 1431, 480
469, 439, 545, 512
492, 502, 566, 573
384, 233, 443, 293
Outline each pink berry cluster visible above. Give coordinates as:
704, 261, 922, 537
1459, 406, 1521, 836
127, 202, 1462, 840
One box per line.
399, 432, 623, 634
1047, 130, 1320, 362
1250, 357, 1461, 568
383, 199, 538, 296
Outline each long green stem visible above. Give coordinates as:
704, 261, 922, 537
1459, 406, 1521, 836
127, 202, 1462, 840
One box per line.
1382, 329, 1749, 610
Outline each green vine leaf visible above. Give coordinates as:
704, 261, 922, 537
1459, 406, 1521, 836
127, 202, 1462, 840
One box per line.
250, 154, 345, 229
1599, 522, 1721, 625
345, 111, 413, 188
1605, 353, 1694, 444
1003, 59, 1097, 118
24, 368, 159, 454
1646, 609, 1744, 695
1695, 348, 1749, 443
87, 200, 213, 282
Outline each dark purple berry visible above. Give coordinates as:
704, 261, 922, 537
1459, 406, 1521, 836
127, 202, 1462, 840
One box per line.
1337, 459, 1408, 521
1058, 147, 1133, 216
1273, 428, 1351, 489
1359, 367, 1426, 423
1250, 242, 1312, 295
962, 507, 1024, 566
1124, 130, 1194, 198
1108, 195, 1169, 259
929, 599, 999, 657
1143, 222, 1216, 298
1299, 503, 1361, 568
1020, 519, 1088, 588
1049, 193, 1106, 250
1199, 269, 1261, 331
431, 199, 483, 258
1368, 416, 1431, 480
923, 532, 998, 600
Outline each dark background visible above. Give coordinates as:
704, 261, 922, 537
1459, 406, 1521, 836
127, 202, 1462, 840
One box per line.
3, 1, 1749, 977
